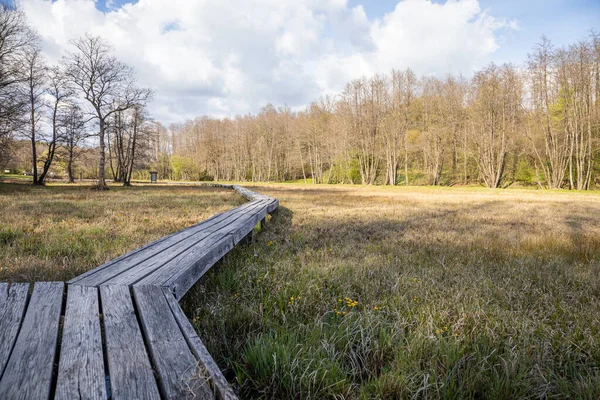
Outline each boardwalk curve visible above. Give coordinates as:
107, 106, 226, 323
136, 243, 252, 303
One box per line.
0, 184, 278, 399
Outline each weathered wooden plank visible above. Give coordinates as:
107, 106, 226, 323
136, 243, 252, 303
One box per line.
70, 188, 244, 285
72, 203, 251, 285
132, 204, 265, 290
0, 282, 64, 400
232, 185, 258, 201
72, 185, 277, 287
0, 283, 29, 379
74, 201, 260, 286
102, 200, 267, 287
55, 285, 106, 400
159, 235, 234, 300
69, 225, 184, 284
230, 206, 268, 245
231, 186, 278, 212
140, 202, 270, 297
231, 185, 278, 213
201, 183, 233, 189
116, 199, 267, 288
266, 198, 279, 213
163, 288, 237, 400
100, 285, 160, 400
134, 285, 214, 399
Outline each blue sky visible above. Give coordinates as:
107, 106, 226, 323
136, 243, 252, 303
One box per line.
350, 0, 600, 64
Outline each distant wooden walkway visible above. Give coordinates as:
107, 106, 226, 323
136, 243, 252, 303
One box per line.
0, 185, 278, 399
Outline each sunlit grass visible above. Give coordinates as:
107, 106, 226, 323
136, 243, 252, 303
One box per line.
3, 179, 600, 398
0, 181, 243, 282
183, 184, 600, 399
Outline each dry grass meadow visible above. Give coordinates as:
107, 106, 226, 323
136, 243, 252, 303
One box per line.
182, 184, 600, 399
0, 181, 243, 282
2, 180, 600, 398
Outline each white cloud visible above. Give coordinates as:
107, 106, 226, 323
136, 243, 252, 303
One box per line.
19, 0, 514, 124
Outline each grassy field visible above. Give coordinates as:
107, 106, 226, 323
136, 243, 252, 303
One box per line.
2, 180, 600, 398
181, 184, 600, 399
0, 181, 243, 282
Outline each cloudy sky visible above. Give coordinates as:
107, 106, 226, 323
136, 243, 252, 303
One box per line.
19, 0, 600, 125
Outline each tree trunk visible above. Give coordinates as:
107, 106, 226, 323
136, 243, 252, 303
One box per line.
30, 123, 38, 185
30, 89, 38, 185
124, 114, 138, 186
38, 106, 60, 186
67, 141, 75, 183
97, 117, 108, 189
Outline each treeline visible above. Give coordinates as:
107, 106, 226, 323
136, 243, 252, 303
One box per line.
169, 33, 600, 189
0, 4, 154, 188
3, 1, 598, 190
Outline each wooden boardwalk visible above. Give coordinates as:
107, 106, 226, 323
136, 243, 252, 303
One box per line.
0, 185, 277, 399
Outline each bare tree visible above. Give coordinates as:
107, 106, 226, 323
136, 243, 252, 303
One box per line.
60, 103, 87, 183
0, 4, 37, 170
22, 45, 46, 184
0, 4, 36, 132
37, 66, 72, 185
470, 64, 522, 188
526, 36, 570, 189
63, 34, 151, 189
340, 77, 384, 185
107, 104, 152, 185
150, 122, 172, 179
420, 76, 447, 185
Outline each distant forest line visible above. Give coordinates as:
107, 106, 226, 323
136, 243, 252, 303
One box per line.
166, 32, 600, 189
1, 0, 599, 189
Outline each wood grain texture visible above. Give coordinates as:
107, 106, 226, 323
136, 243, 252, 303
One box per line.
71, 200, 257, 286
71, 185, 277, 288
135, 227, 236, 290
230, 207, 268, 245
0, 283, 29, 379
100, 285, 160, 400
102, 201, 264, 287
0, 282, 64, 400
134, 285, 214, 399
231, 185, 258, 201
159, 204, 270, 298
163, 288, 237, 400
55, 285, 106, 400
134, 200, 268, 290
231, 186, 278, 215
161, 235, 234, 300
